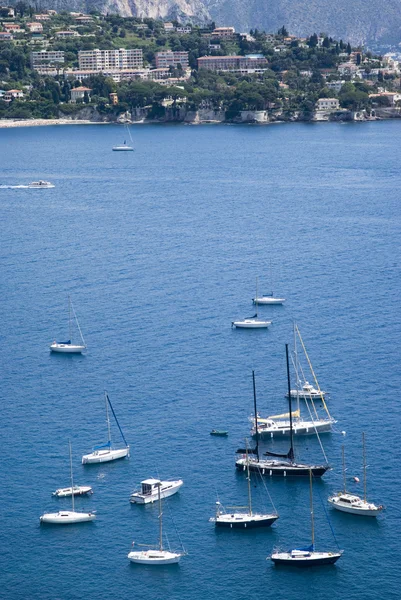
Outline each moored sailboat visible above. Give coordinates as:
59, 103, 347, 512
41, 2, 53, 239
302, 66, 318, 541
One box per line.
328, 435, 384, 516
82, 392, 129, 464
40, 442, 96, 525
270, 469, 343, 566
128, 482, 185, 565
232, 278, 272, 329
236, 351, 330, 478
50, 296, 86, 354
210, 442, 278, 529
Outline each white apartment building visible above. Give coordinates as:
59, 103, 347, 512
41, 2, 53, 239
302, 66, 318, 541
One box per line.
155, 51, 189, 69
78, 48, 143, 71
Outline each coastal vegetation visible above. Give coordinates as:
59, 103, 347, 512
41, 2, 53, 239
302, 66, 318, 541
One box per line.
0, 8, 399, 122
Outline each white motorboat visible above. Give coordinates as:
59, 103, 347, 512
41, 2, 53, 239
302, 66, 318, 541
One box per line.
52, 485, 93, 498
287, 381, 327, 400
232, 277, 272, 329
82, 391, 129, 464
130, 478, 183, 504
128, 482, 186, 565
328, 436, 383, 517
112, 125, 134, 151
50, 296, 86, 354
270, 470, 343, 567
253, 294, 285, 305
210, 442, 278, 529
41, 442, 96, 525
28, 180, 55, 188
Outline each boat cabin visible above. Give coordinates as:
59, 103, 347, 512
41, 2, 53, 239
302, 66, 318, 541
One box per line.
141, 479, 161, 496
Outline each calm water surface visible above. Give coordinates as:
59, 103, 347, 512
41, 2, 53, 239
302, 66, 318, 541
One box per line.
1, 121, 400, 599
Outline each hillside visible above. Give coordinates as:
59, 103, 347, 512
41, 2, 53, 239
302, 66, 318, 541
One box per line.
8, 0, 401, 44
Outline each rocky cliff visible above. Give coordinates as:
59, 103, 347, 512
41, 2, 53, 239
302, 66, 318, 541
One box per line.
15, 0, 401, 44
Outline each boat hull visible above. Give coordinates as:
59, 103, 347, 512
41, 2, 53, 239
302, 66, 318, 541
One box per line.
253, 297, 285, 305
328, 496, 383, 516
254, 420, 335, 438
236, 458, 329, 478
82, 446, 129, 464
232, 320, 272, 329
127, 550, 181, 565
40, 511, 96, 524
214, 514, 278, 528
130, 480, 183, 504
52, 486, 93, 497
271, 551, 342, 566
50, 343, 85, 354
112, 146, 133, 151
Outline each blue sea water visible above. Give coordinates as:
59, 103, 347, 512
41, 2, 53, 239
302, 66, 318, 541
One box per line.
0, 121, 400, 600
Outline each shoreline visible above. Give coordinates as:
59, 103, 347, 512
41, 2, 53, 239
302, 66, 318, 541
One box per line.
0, 115, 392, 128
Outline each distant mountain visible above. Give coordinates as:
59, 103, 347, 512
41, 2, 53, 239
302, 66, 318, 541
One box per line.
17, 0, 401, 45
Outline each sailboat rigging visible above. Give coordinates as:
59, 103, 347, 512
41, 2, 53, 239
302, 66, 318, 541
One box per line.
232, 277, 272, 329
40, 442, 96, 525
253, 262, 285, 305
82, 392, 130, 464
128, 482, 185, 565
270, 469, 343, 566
328, 434, 384, 516
252, 325, 335, 438
236, 351, 330, 478
210, 440, 278, 528
50, 296, 86, 354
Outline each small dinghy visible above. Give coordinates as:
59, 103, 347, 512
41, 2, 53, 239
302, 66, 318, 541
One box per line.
210, 430, 228, 437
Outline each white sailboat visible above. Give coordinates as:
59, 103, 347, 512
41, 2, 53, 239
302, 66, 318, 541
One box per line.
328, 435, 384, 516
251, 324, 335, 438
50, 296, 86, 354
128, 482, 185, 565
82, 392, 130, 464
40, 442, 96, 525
270, 470, 343, 566
210, 442, 278, 528
130, 478, 183, 504
112, 124, 134, 151
253, 263, 285, 304
232, 278, 272, 329
286, 324, 328, 401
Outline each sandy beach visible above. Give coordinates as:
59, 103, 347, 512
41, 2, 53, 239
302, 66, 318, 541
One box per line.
0, 119, 108, 128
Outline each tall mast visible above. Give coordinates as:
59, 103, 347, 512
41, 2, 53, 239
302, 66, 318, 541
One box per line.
158, 482, 163, 551
342, 446, 346, 493
246, 440, 252, 516
285, 344, 295, 461
309, 469, 315, 548
68, 296, 72, 342
105, 391, 112, 447
363, 432, 367, 502
293, 323, 300, 415
69, 440, 75, 513
255, 277, 258, 318
252, 370, 260, 461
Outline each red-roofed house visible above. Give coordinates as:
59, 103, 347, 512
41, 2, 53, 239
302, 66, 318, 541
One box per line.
70, 86, 92, 103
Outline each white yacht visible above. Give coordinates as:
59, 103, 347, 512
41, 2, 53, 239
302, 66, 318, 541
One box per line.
252, 414, 335, 438
328, 436, 383, 517
52, 485, 93, 498
287, 381, 327, 400
82, 392, 129, 465
130, 478, 183, 504
253, 294, 285, 305
50, 296, 86, 354
28, 180, 55, 188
